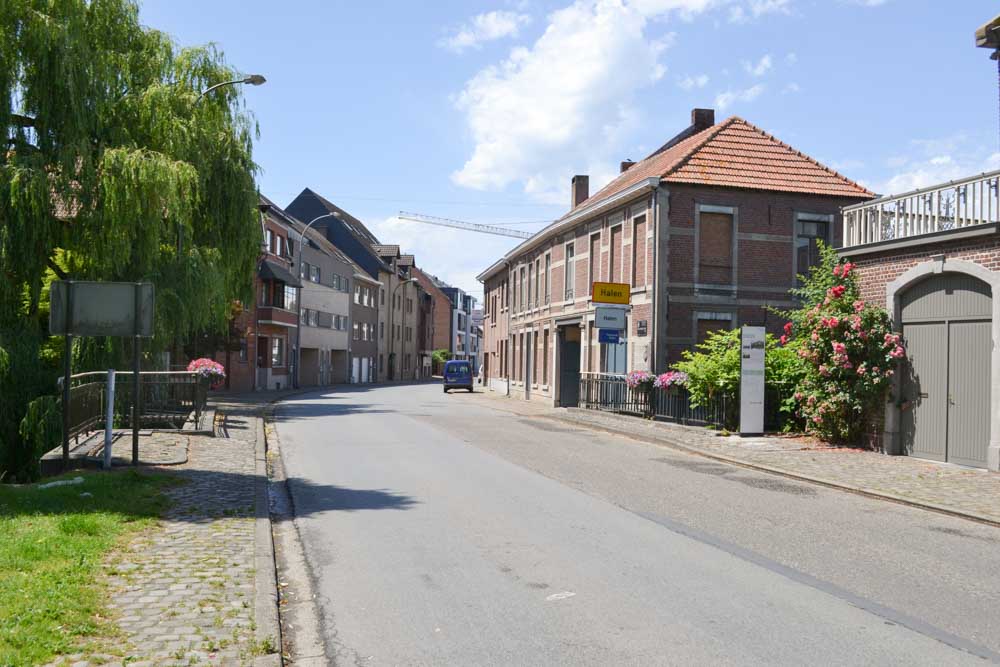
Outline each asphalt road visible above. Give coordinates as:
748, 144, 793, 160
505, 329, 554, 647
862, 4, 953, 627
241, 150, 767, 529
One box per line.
275, 383, 1000, 666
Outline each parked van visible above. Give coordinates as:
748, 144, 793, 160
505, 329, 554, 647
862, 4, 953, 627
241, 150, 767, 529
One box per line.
443, 360, 473, 393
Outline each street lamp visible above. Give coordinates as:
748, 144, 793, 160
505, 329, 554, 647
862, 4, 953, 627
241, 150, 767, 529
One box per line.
196, 74, 267, 103
388, 278, 418, 381
294, 211, 341, 388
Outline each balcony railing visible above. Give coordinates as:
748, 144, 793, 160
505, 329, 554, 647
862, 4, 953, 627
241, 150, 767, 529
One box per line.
843, 170, 1000, 248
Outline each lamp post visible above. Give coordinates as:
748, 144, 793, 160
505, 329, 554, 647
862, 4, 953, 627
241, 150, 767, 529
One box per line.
294, 212, 341, 388
388, 278, 418, 381
196, 74, 266, 104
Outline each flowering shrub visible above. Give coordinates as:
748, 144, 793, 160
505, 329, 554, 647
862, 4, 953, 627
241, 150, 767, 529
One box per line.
187, 358, 226, 389
779, 243, 904, 444
625, 370, 655, 391
653, 370, 688, 389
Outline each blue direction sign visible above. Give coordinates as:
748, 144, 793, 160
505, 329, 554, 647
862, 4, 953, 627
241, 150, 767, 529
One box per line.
598, 329, 620, 344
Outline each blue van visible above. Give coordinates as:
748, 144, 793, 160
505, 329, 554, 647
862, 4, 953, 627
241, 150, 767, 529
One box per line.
443, 360, 473, 393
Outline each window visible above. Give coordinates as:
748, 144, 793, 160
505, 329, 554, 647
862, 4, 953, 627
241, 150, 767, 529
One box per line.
534, 258, 541, 307
283, 285, 297, 312
275, 235, 283, 257
354, 285, 361, 304
796, 214, 831, 280
698, 209, 734, 285
542, 329, 549, 384
609, 225, 622, 283
310, 265, 320, 283
380, 322, 384, 339
696, 312, 732, 344
271, 338, 285, 367
589, 233, 600, 294
308, 310, 318, 327
353, 322, 360, 341
519, 266, 526, 312
239, 338, 248, 362
544, 254, 551, 304
565, 242, 575, 300
395, 324, 400, 340
300, 308, 308, 325
528, 263, 534, 309
632, 214, 646, 287
265, 229, 274, 254
381, 288, 385, 305
301, 261, 310, 279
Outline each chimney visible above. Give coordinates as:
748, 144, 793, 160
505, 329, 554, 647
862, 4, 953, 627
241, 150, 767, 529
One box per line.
620, 160, 636, 173
692, 108, 715, 131
571, 174, 589, 208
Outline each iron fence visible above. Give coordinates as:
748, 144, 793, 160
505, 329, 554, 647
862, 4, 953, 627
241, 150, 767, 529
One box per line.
579, 373, 730, 427
59, 371, 207, 443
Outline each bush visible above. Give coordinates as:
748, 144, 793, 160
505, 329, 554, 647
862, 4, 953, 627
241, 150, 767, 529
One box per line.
9, 396, 61, 483
673, 328, 806, 430
777, 243, 903, 445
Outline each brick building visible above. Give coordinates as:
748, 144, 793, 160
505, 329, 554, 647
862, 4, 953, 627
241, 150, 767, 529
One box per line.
478, 108, 871, 407
840, 170, 1000, 471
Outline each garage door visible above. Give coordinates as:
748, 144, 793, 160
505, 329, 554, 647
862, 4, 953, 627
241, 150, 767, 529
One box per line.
900, 273, 991, 468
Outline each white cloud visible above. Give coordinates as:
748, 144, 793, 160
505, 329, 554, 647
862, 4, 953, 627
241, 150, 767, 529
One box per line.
678, 73, 709, 90
439, 11, 532, 53
785, 52, 797, 64
782, 82, 800, 94
742, 54, 772, 77
729, 0, 791, 22
714, 83, 765, 110
873, 136, 998, 195
451, 0, 718, 202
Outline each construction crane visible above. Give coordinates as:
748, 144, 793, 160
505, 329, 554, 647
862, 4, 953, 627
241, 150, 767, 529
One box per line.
398, 211, 535, 239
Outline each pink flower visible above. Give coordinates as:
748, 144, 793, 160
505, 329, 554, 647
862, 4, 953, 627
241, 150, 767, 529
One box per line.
828, 285, 846, 299
853, 300, 865, 313
833, 265, 842, 277
811, 332, 819, 342
842, 262, 854, 277
831, 342, 846, 355
779, 335, 788, 345
783, 321, 793, 335
890, 345, 905, 359
794, 392, 804, 401
857, 364, 867, 375
827, 317, 840, 328
842, 361, 853, 370
813, 415, 823, 424
807, 395, 817, 405
819, 365, 831, 376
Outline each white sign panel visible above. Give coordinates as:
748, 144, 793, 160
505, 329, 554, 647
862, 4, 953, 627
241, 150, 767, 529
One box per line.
739, 326, 766, 435
595, 306, 626, 330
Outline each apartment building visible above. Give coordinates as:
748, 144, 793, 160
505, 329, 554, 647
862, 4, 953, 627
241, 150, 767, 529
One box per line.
478, 108, 872, 406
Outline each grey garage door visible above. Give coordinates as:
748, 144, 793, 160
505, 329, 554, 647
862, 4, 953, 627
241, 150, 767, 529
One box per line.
900, 273, 991, 468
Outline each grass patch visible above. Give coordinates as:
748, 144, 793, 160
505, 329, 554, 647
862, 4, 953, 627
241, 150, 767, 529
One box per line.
0, 470, 177, 666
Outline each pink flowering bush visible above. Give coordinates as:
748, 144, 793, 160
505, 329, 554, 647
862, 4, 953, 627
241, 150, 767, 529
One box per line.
625, 370, 655, 391
187, 358, 226, 389
653, 370, 688, 389
778, 243, 904, 445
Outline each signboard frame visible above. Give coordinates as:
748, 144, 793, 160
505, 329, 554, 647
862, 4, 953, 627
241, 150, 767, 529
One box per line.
595, 306, 626, 330
598, 329, 620, 345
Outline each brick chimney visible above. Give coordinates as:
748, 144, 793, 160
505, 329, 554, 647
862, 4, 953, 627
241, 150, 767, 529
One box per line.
620, 160, 636, 173
692, 108, 715, 131
571, 175, 589, 208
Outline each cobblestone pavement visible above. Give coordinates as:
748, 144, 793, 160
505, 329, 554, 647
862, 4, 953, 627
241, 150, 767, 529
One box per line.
460, 390, 1000, 525
47, 414, 262, 666
84, 431, 189, 466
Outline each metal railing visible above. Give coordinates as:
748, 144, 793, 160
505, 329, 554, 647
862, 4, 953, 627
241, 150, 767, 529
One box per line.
59, 371, 207, 443
843, 170, 1000, 248
578, 373, 729, 428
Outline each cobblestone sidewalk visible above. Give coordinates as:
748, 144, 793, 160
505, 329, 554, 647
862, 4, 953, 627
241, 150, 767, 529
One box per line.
462, 390, 1000, 525
47, 409, 271, 666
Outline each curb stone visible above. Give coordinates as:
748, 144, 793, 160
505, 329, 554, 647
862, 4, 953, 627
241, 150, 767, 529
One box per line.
251, 410, 282, 665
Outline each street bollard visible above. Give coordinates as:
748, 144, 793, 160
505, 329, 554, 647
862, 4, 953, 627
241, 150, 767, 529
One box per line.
104, 368, 115, 470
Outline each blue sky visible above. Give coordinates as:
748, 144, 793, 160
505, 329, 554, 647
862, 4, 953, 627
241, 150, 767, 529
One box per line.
140, 0, 1000, 299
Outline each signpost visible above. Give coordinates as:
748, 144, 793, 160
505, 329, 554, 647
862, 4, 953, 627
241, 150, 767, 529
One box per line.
50, 281, 155, 468
595, 306, 626, 330
598, 329, 620, 345
591, 281, 630, 305
739, 325, 766, 435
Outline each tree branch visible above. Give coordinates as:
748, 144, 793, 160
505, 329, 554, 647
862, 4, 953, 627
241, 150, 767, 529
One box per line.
46, 258, 68, 280
11, 114, 35, 128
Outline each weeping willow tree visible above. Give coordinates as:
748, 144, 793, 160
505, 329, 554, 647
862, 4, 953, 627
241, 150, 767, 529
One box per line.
0, 0, 262, 478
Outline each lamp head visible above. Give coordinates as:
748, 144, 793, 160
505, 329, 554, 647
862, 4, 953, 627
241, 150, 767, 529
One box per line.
243, 74, 267, 86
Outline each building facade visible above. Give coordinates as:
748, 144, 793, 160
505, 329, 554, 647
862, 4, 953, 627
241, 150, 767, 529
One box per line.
411, 267, 453, 372
840, 169, 1000, 471
350, 270, 380, 383
478, 109, 871, 407
253, 200, 301, 391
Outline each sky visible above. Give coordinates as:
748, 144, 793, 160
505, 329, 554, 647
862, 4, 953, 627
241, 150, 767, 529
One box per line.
140, 0, 1000, 301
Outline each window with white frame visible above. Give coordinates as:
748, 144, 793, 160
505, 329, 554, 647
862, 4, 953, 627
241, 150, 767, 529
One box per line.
564, 242, 575, 300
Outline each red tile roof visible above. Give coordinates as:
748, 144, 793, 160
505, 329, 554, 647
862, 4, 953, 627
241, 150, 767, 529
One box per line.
578, 116, 872, 212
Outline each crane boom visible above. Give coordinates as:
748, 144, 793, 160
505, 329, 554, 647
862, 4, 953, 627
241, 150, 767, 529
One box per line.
398, 211, 534, 239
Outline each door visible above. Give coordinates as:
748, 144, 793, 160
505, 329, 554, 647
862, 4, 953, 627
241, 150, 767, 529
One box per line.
524, 332, 532, 399
946, 320, 991, 467
901, 323, 948, 462
361, 357, 369, 384
900, 273, 992, 467
558, 326, 581, 407
352, 357, 360, 384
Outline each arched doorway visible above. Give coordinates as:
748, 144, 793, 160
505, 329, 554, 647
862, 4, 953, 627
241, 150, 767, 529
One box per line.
900, 272, 992, 467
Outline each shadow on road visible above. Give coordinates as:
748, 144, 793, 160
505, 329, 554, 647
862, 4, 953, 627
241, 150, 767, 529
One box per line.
286, 479, 418, 513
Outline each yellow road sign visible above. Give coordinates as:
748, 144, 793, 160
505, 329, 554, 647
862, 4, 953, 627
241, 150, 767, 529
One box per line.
591, 281, 630, 305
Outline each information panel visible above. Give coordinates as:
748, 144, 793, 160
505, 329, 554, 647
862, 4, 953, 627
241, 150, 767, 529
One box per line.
739, 326, 766, 435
